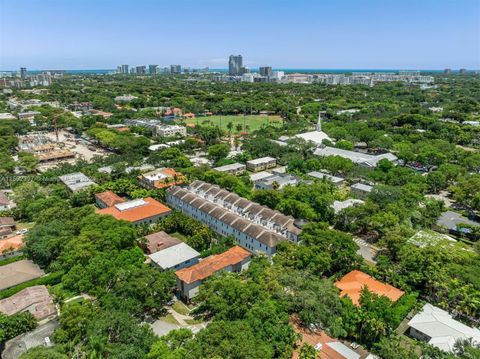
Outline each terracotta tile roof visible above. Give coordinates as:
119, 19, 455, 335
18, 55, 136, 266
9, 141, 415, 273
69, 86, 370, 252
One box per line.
95, 191, 125, 207
96, 197, 171, 223
139, 168, 185, 189
291, 317, 364, 359
335, 270, 404, 306
175, 246, 251, 284
0, 285, 56, 320
143, 231, 181, 254
0, 234, 24, 255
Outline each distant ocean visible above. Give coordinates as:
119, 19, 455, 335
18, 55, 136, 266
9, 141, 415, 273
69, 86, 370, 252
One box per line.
0, 68, 456, 75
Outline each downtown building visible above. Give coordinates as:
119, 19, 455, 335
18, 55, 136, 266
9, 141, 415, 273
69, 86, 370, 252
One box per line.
166, 180, 302, 256
228, 55, 243, 75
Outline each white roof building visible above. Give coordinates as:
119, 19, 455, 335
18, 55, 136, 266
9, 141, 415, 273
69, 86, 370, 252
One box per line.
148, 242, 200, 270
314, 147, 398, 168
295, 131, 332, 146
333, 199, 365, 214
59, 172, 96, 192
249, 171, 274, 182
0, 113, 16, 120
308, 171, 345, 185
408, 303, 480, 353
295, 112, 332, 145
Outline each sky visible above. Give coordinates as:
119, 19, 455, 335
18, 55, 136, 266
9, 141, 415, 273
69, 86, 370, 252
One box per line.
1, 0, 479, 70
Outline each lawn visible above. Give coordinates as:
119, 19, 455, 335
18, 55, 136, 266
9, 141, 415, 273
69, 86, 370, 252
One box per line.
185, 115, 283, 134
172, 301, 190, 315
170, 232, 189, 242
160, 313, 180, 325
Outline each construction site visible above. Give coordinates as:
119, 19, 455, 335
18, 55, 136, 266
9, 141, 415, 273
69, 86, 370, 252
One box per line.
17, 130, 111, 171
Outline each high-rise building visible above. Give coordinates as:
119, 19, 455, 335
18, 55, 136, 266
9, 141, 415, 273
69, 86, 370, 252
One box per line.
121, 64, 129, 74
444, 68, 452, 74
170, 65, 182, 74
149, 65, 159, 75
135, 66, 146, 74
459, 68, 467, 74
20, 67, 27, 79
259, 66, 273, 77
229, 55, 243, 75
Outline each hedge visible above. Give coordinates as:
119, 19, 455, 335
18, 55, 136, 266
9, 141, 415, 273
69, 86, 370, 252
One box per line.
0, 271, 63, 299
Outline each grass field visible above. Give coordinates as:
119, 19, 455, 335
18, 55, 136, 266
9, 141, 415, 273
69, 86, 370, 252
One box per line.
185, 115, 283, 134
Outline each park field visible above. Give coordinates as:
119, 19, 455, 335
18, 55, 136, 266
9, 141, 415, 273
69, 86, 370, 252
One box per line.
184, 115, 283, 134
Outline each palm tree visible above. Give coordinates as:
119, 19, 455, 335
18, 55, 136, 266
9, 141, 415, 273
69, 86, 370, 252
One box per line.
226, 121, 233, 136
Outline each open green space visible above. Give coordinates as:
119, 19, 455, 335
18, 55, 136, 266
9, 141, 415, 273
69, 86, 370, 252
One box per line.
160, 313, 180, 325
184, 115, 283, 134
172, 300, 190, 315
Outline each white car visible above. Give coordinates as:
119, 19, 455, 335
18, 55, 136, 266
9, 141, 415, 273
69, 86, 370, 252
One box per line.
16, 229, 29, 235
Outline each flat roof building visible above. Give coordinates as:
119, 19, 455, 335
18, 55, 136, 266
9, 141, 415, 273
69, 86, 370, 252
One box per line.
149, 242, 200, 271
155, 125, 187, 137
307, 171, 345, 186
58, 172, 96, 192
351, 183, 374, 199
213, 163, 246, 176
335, 270, 404, 306
255, 173, 299, 190
246, 157, 276, 172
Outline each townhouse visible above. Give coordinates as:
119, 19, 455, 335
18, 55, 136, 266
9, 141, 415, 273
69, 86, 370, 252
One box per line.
166, 180, 301, 256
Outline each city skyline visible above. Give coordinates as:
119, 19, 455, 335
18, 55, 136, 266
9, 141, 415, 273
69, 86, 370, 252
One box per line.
1, 0, 479, 70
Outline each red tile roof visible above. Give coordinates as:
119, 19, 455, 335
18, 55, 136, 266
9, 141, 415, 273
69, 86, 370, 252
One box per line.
175, 246, 251, 284
0, 234, 24, 255
335, 270, 404, 306
95, 191, 125, 207
291, 317, 345, 359
96, 197, 171, 223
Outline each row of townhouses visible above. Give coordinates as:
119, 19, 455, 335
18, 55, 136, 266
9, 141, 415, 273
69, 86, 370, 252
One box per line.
166, 180, 302, 256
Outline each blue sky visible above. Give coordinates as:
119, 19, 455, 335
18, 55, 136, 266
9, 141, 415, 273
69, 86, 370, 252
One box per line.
1, 0, 479, 70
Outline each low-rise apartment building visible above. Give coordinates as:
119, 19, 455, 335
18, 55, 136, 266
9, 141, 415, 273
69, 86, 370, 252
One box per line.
138, 168, 185, 189
254, 173, 299, 190
213, 163, 246, 176
246, 157, 276, 172
156, 124, 187, 137
175, 246, 251, 300
351, 183, 374, 199
166, 180, 301, 256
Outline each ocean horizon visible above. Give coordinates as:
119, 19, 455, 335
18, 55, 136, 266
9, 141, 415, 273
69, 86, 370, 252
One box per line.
1, 68, 474, 75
